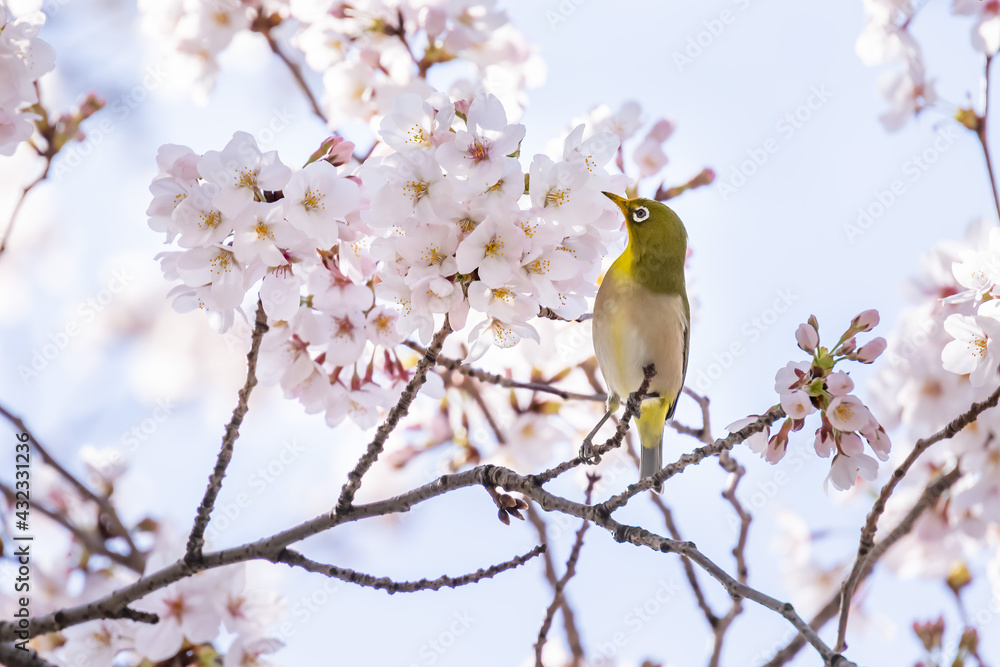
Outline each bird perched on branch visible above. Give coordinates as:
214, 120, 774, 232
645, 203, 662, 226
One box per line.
592, 192, 690, 489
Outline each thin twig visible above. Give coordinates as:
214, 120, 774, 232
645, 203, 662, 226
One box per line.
0, 404, 144, 572
599, 406, 785, 513
534, 474, 598, 666
406, 340, 605, 402
977, 54, 1000, 224
335, 318, 451, 513
6, 398, 981, 658
0, 462, 852, 666
0, 481, 140, 573
764, 466, 963, 667
185, 298, 269, 564
264, 32, 328, 125
835, 384, 1000, 651
0, 164, 49, 260
525, 504, 585, 662
278, 545, 545, 592
534, 365, 656, 485
710, 450, 751, 667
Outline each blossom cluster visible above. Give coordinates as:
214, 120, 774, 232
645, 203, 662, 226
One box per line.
0, 6, 55, 155
855, 0, 936, 131
147, 91, 625, 430
856, 0, 1000, 132
731, 310, 891, 491
872, 217, 1000, 578
939, 223, 1000, 387
138, 0, 542, 123
56, 560, 285, 667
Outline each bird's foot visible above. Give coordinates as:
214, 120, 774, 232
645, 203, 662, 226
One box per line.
579, 408, 613, 465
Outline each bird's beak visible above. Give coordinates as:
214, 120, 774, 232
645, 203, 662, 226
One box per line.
602, 191, 629, 217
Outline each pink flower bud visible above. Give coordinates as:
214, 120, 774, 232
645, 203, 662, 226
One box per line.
795, 322, 819, 353
835, 337, 856, 355
454, 99, 471, 118
851, 309, 880, 332
646, 118, 675, 143
856, 337, 887, 363
814, 426, 835, 458
423, 7, 448, 38
840, 431, 864, 456
324, 137, 355, 166
826, 371, 854, 396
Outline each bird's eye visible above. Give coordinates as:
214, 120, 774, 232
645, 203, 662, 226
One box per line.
632, 206, 649, 223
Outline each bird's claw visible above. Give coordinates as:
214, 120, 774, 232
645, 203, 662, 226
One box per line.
579, 438, 601, 465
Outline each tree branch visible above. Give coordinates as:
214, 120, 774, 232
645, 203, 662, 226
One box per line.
533, 365, 656, 485
0, 481, 140, 573
263, 32, 328, 125
185, 298, 269, 564
709, 449, 751, 667
525, 504, 585, 662
277, 545, 545, 592
0, 643, 58, 667
834, 384, 1000, 651
534, 474, 598, 666
599, 406, 785, 513
0, 404, 144, 572
977, 54, 1000, 224
764, 465, 964, 667
405, 340, 605, 402
335, 318, 451, 513
8, 392, 982, 660
0, 161, 50, 261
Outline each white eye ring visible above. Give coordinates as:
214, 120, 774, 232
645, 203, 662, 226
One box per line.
632, 206, 649, 223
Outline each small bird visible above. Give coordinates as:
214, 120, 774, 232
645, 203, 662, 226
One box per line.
592, 192, 690, 487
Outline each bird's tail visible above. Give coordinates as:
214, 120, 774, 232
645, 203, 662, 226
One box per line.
637, 397, 668, 491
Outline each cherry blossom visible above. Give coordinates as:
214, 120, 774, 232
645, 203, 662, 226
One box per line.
941, 308, 1000, 386
749, 313, 892, 487
0, 7, 55, 155
198, 133, 290, 216
954, 0, 1000, 54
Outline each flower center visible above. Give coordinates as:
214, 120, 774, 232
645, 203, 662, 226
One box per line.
408, 124, 429, 146
545, 187, 570, 207
484, 235, 503, 258
255, 221, 273, 240
300, 189, 325, 212
235, 167, 257, 190
469, 137, 490, 163
404, 180, 429, 201
200, 209, 222, 229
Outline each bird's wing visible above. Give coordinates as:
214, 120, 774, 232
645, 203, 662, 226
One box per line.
665, 317, 689, 421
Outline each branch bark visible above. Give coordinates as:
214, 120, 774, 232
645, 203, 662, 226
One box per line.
335, 318, 451, 513
185, 298, 269, 564
764, 465, 964, 667
835, 384, 1000, 651
278, 545, 545, 592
